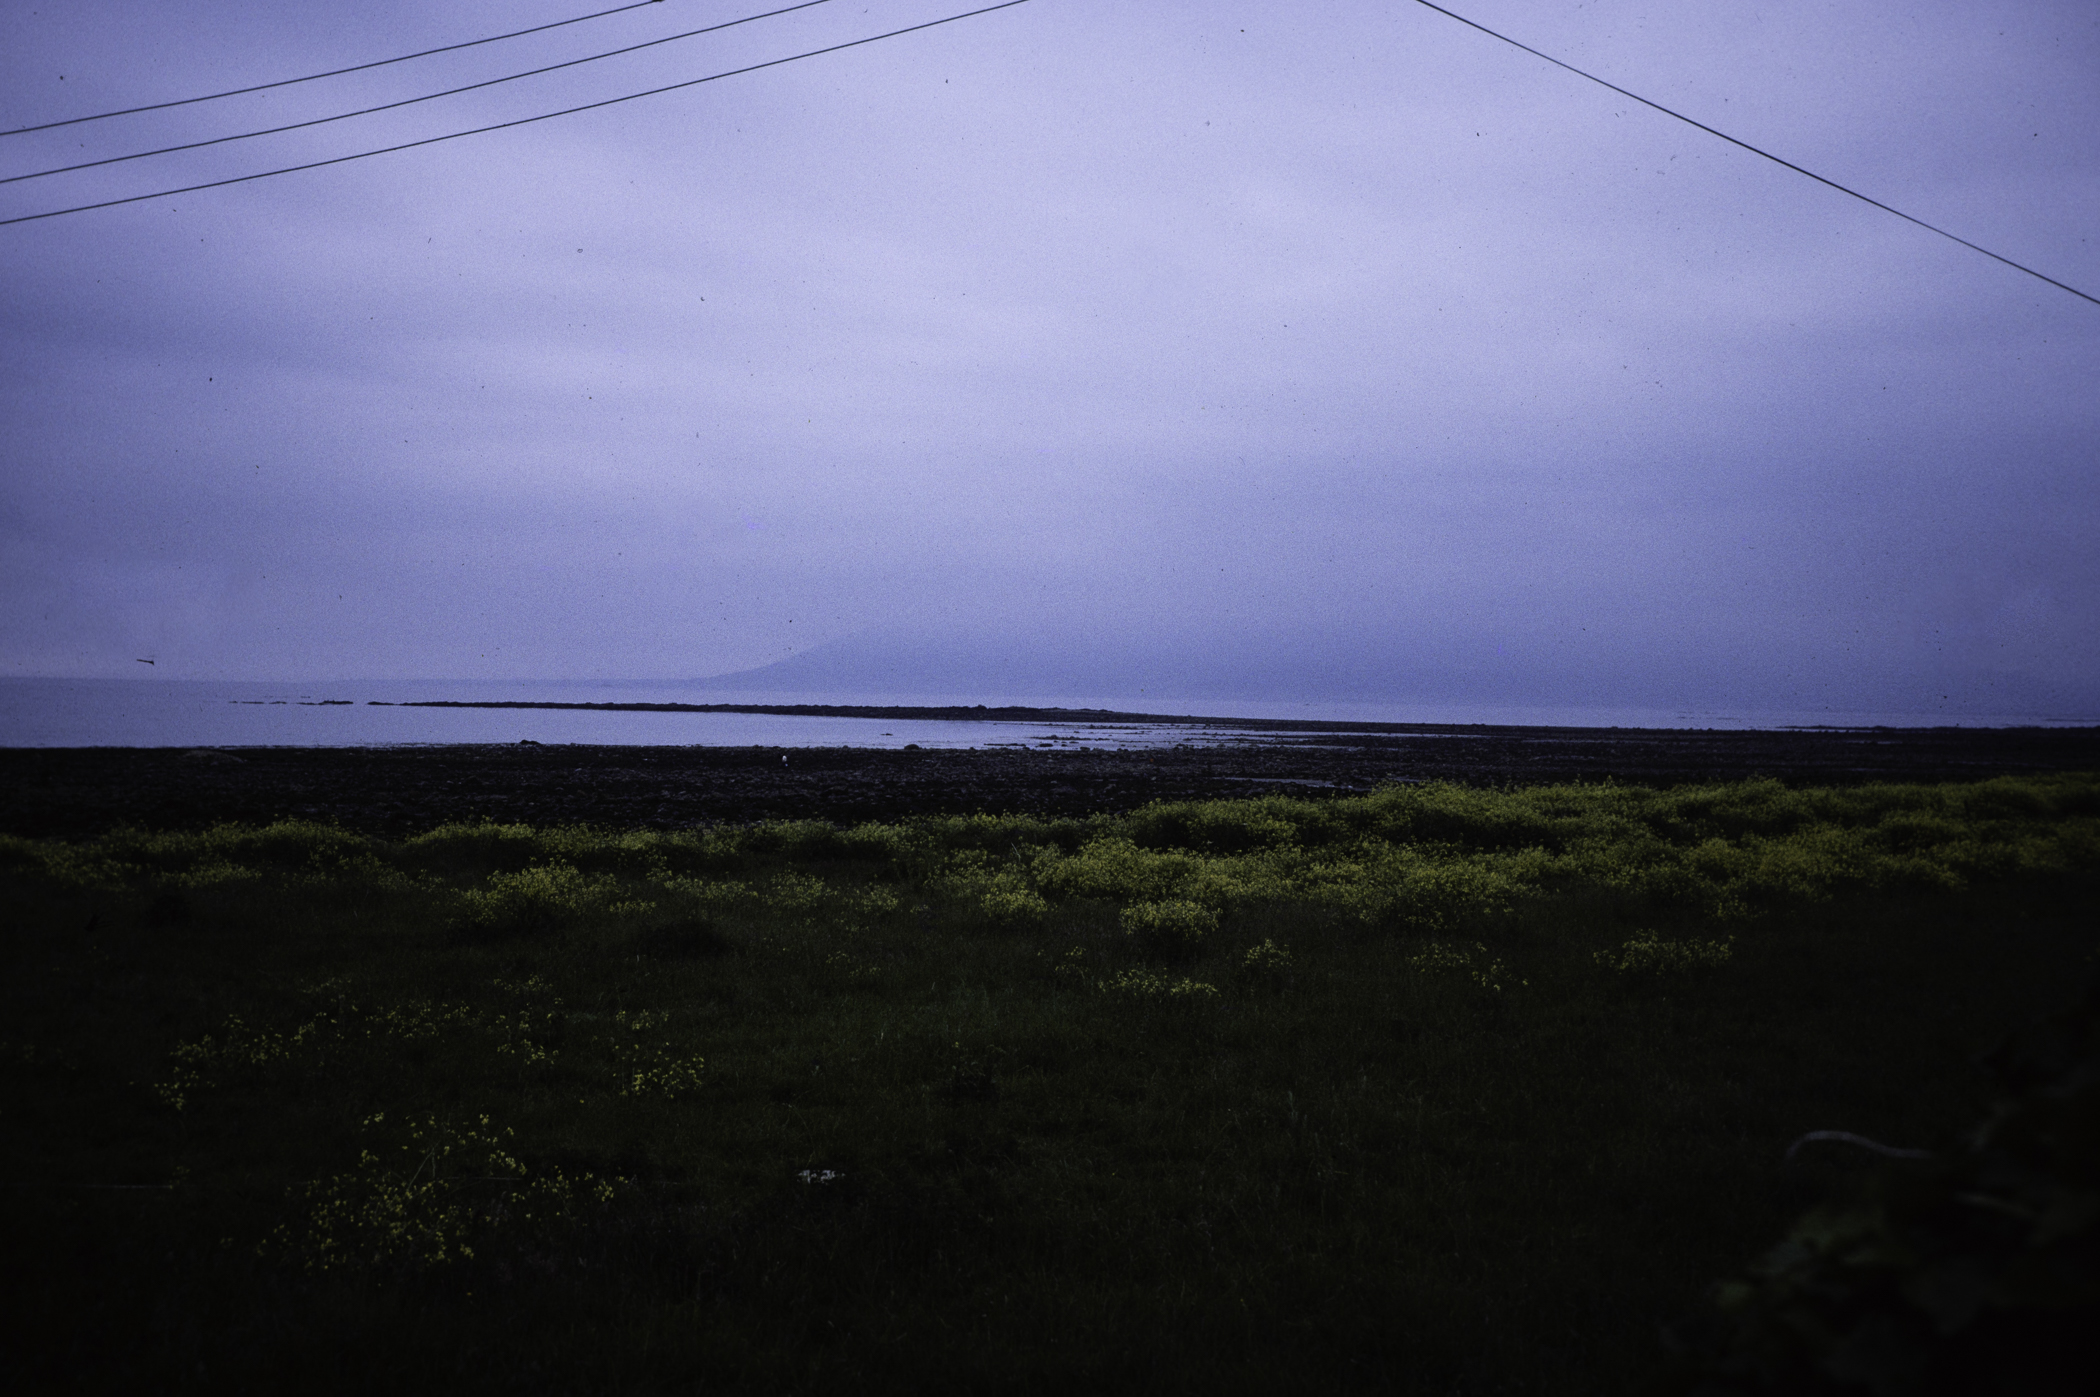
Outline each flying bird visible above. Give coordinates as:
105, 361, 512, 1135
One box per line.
135, 658, 154, 665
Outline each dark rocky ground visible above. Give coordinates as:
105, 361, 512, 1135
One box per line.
4, 724, 2098, 839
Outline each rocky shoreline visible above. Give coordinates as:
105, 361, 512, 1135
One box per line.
3, 724, 2097, 839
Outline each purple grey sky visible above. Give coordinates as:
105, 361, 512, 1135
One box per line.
2, 0, 2095, 711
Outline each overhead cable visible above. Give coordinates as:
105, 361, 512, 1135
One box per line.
1413, 0, 2098, 308
0, 0, 1035, 228
2, 0, 838, 187
1, 0, 672, 139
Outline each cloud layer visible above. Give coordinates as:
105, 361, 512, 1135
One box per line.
3, 1, 2095, 713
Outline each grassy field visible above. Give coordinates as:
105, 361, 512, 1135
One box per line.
3, 774, 2096, 1394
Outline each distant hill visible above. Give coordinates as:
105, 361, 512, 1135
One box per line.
693, 630, 2099, 719
696, 632, 1219, 701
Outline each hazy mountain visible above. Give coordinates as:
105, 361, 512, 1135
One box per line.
696, 629, 2098, 719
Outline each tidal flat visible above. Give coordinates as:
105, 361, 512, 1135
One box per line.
2, 764, 2095, 1393
5, 720, 2099, 837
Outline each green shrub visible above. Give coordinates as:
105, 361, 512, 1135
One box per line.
1097, 968, 1219, 1000
932, 851, 1050, 925
1240, 938, 1294, 984
455, 862, 616, 938
265, 1113, 614, 1273
1120, 898, 1219, 952
1123, 795, 1333, 853
1037, 836, 1200, 904
1596, 932, 1735, 976
1409, 941, 1523, 993
614, 1028, 707, 1098
403, 821, 547, 877
979, 883, 1051, 925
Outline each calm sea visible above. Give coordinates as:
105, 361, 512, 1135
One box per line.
1, 678, 2089, 750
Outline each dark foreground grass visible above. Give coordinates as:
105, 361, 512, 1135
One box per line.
2, 775, 2096, 1394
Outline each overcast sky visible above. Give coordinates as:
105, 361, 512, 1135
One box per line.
2, 0, 2095, 711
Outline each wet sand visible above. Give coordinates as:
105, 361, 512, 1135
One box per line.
3, 720, 2096, 838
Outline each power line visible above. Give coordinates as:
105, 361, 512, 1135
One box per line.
0, 0, 1035, 228
1413, 0, 2099, 309
0, 0, 669, 139
3, 0, 840, 188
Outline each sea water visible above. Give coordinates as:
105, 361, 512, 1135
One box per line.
0, 678, 2089, 750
